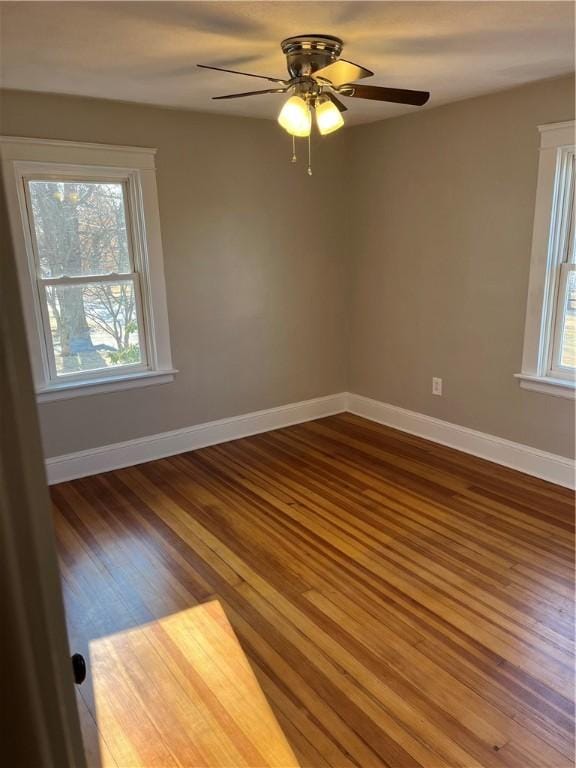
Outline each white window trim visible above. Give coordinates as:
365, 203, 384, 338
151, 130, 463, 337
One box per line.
516, 120, 575, 400
1, 137, 176, 401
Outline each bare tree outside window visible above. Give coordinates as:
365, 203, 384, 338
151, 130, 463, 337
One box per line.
27, 180, 143, 375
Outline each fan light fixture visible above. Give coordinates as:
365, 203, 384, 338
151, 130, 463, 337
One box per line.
277, 96, 311, 137
198, 34, 430, 175
315, 97, 345, 135
278, 95, 345, 138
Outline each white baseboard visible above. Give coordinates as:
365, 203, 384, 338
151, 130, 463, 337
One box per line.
348, 393, 574, 489
45, 393, 348, 484
46, 390, 574, 489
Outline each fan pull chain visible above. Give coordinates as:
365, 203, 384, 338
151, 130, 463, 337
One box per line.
307, 133, 312, 176
290, 135, 297, 164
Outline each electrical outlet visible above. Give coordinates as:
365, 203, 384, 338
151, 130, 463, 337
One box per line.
432, 377, 443, 396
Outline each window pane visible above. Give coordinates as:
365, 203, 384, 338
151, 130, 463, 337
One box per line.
28, 180, 130, 277
45, 280, 143, 376
559, 270, 576, 369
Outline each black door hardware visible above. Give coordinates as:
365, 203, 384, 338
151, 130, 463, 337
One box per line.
71, 653, 86, 685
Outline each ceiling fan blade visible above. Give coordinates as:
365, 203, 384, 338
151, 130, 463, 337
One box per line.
339, 84, 430, 106
212, 88, 287, 100
313, 59, 373, 87
197, 64, 286, 85
327, 93, 348, 112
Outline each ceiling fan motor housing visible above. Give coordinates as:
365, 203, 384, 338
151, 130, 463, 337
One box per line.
281, 35, 343, 79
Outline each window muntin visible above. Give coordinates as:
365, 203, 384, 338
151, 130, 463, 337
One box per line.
23, 175, 149, 382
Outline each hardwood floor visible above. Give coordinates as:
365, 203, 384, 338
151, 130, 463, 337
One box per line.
52, 413, 575, 768
82, 600, 299, 767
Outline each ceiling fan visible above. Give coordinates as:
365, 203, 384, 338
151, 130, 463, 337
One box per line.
198, 35, 430, 173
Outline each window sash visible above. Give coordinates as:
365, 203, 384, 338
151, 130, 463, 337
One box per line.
556, 151, 575, 267
549, 263, 576, 378
534, 145, 574, 376
23, 175, 136, 278
37, 273, 150, 384
21, 172, 153, 384
545, 150, 575, 378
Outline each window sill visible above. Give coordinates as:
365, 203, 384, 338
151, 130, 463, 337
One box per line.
36, 369, 178, 403
514, 373, 575, 399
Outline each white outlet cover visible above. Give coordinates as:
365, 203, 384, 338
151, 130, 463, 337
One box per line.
432, 377, 443, 396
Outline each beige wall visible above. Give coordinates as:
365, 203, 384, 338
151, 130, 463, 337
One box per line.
1, 90, 349, 457
347, 75, 575, 458
2, 76, 575, 461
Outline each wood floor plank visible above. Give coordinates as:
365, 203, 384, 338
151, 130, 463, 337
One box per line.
51, 414, 575, 768
180, 442, 572, 697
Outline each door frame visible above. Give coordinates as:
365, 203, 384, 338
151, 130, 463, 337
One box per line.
0, 172, 86, 767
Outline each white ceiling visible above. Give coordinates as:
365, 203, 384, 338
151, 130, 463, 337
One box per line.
1, 1, 574, 126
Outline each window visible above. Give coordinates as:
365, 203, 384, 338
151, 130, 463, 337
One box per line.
517, 121, 575, 398
2, 138, 175, 400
